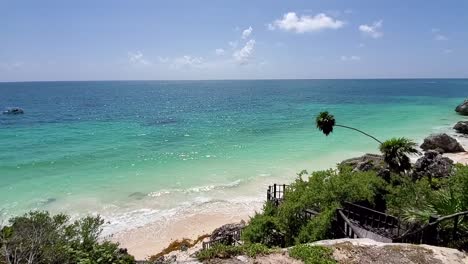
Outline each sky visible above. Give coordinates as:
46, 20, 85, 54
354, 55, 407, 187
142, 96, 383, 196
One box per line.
1, 0, 467, 81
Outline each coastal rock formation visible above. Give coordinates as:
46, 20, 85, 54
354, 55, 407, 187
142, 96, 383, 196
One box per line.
413, 150, 453, 180
420, 133, 465, 153
210, 221, 246, 243
455, 99, 468, 115
454, 121, 468, 134
339, 154, 385, 172
313, 238, 468, 264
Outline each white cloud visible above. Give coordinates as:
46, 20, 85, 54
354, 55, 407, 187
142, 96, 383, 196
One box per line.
242, 26, 253, 39
128, 51, 150, 65
233, 39, 256, 65
341, 55, 361, 61
215, 48, 225, 55
267, 23, 275, 31
269, 12, 344, 33
435, 34, 448, 41
359, 20, 383, 38
171, 55, 204, 69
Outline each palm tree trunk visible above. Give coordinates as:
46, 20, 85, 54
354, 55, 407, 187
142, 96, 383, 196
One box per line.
335, 124, 382, 144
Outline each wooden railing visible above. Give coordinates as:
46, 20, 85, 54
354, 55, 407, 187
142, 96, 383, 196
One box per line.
202, 228, 243, 250
341, 202, 411, 239
267, 184, 288, 206
336, 209, 364, 239
394, 211, 468, 247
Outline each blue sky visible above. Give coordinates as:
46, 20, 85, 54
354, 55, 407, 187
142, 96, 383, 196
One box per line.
1, 0, 467, 81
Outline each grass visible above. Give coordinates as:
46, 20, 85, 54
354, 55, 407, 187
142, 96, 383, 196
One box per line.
196, 243, 273, 261
288, 244, 336, 264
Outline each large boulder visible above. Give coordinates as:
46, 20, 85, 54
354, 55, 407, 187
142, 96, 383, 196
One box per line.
455, 99, 468, 115
413, 150, 453, 180
454, 121, 468, 134
339, 154, 385, 172
420, 133, 465, 153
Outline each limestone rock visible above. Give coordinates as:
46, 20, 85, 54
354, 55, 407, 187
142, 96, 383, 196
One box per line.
454, 121, 468, 134
455, 99, 468, 115
420, 133, 465, 153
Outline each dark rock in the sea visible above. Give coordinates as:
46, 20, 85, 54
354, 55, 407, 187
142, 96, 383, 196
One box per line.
454, 121, 468, 134
455, 99, 468, 115
413, 150, 454, 180
2, 107, 24, 115
420, 133, 465, 153
339, 154, 385, 172
210, 221, 246, 243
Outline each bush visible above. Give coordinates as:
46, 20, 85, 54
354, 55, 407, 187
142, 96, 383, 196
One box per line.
296, 208, 336, 244
289, 244, 336, 264
196, 243, 272, 261
241, 213, 284, 247
0, 211, 135, 264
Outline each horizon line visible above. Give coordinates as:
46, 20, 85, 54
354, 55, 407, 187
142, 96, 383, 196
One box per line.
1, 77, 468, 83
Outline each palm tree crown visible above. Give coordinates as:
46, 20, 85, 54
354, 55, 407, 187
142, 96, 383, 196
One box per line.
315, 111, 336, 136
379, 137, 420, 173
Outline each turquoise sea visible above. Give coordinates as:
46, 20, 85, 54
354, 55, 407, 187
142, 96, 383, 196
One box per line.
1, 79, 467, 233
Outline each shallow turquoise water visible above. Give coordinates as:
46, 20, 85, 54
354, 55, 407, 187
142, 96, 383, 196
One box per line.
0, 79, 467, 231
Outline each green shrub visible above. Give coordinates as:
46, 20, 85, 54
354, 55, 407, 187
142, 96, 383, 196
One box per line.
241, 213, 283, 247
296, 208, 336, 244
0, 211, 135, 264
196, 243, 272, 261
289, 244, 336, 264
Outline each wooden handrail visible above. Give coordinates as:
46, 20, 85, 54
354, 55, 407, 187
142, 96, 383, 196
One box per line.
337, 209, 364, 238
395, 210, 468, 242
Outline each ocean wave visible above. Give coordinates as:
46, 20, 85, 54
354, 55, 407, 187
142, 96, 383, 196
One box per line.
147, 179, 243, 197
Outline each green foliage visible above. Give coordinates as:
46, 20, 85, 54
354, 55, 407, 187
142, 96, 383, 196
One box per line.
196, 243, 272, 261
0, 211, 135, 264
246, 168, 385, 246
296, 208, 336, 244
379, 137, 419, 173
289, 244, 336, 264
241, 213, 283, 247
315, 112, 335, 136
386, 176, 435, 218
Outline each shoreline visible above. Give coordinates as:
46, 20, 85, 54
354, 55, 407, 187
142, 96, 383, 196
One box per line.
113, 130, 468, 260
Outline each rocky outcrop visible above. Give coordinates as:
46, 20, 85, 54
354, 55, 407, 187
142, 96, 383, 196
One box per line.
413, 150, 453, 180
420, 133, 465, 153
454, 121, 468, 134
313, 238, 468, 264
339, 154, 385, 172
210, 221, 245, 243
455, 99, 468, 115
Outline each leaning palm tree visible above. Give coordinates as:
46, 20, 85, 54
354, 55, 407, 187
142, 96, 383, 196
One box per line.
315, 111, 382, 143
379, 137, 419, 173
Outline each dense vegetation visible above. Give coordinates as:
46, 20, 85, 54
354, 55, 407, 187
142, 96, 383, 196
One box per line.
0, 212, 135, 264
